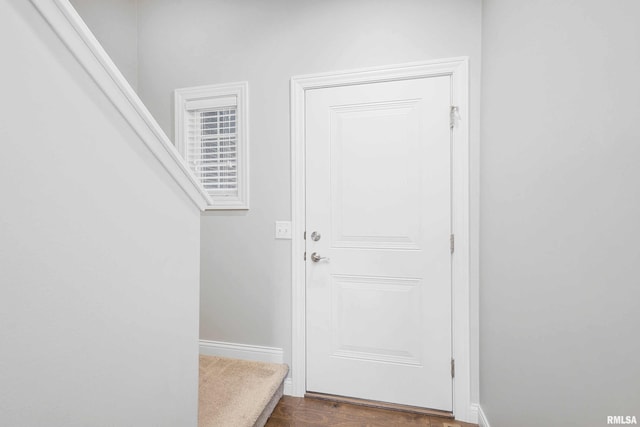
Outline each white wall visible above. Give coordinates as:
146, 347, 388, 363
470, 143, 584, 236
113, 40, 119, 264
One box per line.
0, 2, 199, 425
136, 0, 481, 401
69, 0, 138, 90
481, 1, 640, 425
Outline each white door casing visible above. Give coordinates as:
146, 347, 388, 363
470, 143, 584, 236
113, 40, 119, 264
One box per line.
305, 77, 452, 410
291, 58, 472, 421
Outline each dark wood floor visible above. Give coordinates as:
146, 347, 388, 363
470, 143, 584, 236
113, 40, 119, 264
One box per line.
266, 396, 478, 427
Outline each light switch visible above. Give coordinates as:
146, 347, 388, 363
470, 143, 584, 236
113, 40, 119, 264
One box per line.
275, 221, 292, 239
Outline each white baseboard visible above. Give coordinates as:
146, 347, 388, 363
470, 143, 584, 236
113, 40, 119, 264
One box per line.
478, 405, 491, 427
283, 378, 293, 396
467, 403, 479, 424
199, 340, 284, 364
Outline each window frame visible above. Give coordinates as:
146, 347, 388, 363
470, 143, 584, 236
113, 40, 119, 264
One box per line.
175, 81, 249, 210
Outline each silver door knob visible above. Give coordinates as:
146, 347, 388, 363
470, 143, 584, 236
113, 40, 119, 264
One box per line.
310, 252, 329, 262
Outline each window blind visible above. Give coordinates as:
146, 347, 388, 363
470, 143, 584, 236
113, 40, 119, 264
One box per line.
187, 106, 237, 197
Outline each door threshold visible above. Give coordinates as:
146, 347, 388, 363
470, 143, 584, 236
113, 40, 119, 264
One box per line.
304, 392, 454, 418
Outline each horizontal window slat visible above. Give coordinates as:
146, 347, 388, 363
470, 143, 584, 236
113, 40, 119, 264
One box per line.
178, 89, 245, 201
185, 96, 236, 111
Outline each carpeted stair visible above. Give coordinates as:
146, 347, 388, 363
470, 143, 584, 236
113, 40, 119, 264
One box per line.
198, 355, 288, 427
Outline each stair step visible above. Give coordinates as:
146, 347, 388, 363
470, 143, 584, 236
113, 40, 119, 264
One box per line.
198, 355, 288, 427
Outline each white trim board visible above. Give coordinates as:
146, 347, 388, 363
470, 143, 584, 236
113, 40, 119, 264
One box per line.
468, 404, 479, 425
199, 340, 284, 364
290, 58, 476, 423
29, 0, 212, 210
283, 378, 293, 397
478, 405, 491, 427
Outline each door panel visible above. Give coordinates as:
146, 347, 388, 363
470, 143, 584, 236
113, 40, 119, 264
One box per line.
331, 275, 423, 366
305, 76, 452, 410
330, 100, 421, 250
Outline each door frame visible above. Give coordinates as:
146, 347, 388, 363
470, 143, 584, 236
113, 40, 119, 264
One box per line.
290, 58, 473, 421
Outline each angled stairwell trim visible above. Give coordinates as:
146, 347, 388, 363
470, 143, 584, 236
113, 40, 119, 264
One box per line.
29, 0, 212, 210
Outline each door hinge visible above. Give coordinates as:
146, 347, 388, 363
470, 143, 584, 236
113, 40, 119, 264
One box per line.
451, 358, 455, 378
303, 252, 306, 261
450, 105, 460, 129
450, 234, 455, 254
304, 231, 306, 240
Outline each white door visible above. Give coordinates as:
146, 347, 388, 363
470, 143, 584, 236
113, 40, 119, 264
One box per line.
305, 75, 452, 411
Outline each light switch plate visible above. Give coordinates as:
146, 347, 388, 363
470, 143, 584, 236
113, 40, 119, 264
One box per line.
275, 221, 292, 239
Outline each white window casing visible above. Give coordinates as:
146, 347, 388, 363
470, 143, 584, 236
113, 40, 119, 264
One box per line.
175, 82, 249, 210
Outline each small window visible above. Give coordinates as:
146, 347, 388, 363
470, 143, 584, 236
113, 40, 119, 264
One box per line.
175, 82, 249, 209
